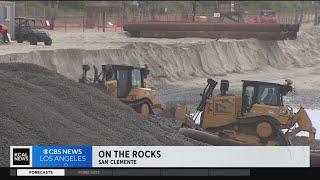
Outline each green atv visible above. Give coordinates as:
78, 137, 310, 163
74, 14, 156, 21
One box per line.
14, 17, 52, 46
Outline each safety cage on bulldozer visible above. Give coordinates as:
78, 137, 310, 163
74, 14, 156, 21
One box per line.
99, 65, 150, 98
241, 80, 293, 115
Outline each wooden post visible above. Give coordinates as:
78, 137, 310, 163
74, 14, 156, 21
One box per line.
98, 13, 100, 32
25, 1, 28, 17
83, 14, 85, 32
294, 7, 298, 24
289, 16, 291, 24
298, 1, 303, 25
284, 16, 286, 24
122, 16, 124, 31
103, 12, 106, 32
315, 1, 319, 25
192, 1, 196, 22
122, 2, 125, 32
65, 16, 67, 32
122, 1, 126, 23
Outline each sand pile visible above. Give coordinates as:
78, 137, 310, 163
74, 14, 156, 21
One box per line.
0, 63, 204, 166
0, 27, 319, 84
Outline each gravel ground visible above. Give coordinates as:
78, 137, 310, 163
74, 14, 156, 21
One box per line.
0, 63, 205, 167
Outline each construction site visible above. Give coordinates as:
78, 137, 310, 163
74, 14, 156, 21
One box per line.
1, 1, 320, 167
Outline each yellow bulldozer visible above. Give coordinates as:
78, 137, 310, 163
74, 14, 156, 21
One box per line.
176, 79, 316, 146
79, 64, 165, 115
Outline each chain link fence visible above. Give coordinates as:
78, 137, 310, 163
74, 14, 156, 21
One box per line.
14, 1, 319, 33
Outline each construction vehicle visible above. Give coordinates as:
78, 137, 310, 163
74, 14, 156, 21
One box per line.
175, 79, 316, 146
14, 17, 52, 46
245, 10, 282, 24
79, 64, 165, 115
258, 10, 280, 24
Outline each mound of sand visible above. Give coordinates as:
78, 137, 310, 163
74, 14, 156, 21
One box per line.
0, 63, 204, 166
0, 27, 319, 85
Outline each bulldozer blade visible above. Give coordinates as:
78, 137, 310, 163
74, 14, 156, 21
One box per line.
152, 102, 166, 110
175, 105, 190, 120
295, 107, 316, 145
296, 108, 315, 131
179, 128, 260, 146
175, 105, 199, 128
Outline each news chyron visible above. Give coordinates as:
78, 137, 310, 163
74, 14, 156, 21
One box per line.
10, 146, 310, 176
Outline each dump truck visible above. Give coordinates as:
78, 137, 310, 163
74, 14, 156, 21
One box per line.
79, 64, 165, 115
176, 79, 316, 146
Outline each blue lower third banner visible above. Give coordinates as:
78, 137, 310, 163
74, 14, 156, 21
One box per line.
32, 146, 92, 168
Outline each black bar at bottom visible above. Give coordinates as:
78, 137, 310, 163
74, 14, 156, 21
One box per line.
209, 169, 250, 176
65, 169, 112, 176
113, 169, 160, 176
9, 169, 16, 176
64, 168, 249, 176
161, 169, 209, 176
7, 168, 320, 177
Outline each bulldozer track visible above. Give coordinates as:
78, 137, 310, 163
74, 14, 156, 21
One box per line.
128, 98, 154, 115
204, 116, 290, 146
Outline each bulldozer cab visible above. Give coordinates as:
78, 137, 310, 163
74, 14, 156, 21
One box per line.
103, 65, 150, 98
241, 80, 292, 115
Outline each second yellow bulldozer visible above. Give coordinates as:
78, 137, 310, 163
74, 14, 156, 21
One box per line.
176, 79, 316, 145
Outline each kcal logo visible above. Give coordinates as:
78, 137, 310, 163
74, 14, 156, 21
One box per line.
13, 148, 30, 165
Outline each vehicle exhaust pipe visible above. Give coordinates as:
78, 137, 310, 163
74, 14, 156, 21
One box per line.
79, 65, 90, 83
93, 65, 99, 83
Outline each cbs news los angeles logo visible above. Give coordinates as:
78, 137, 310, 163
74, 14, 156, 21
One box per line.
10, 146, 32, 167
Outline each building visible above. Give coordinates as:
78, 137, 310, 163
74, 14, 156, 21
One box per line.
0, 1, 15, 39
